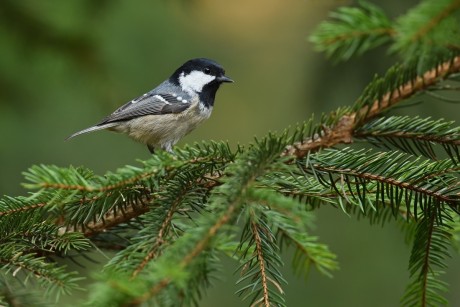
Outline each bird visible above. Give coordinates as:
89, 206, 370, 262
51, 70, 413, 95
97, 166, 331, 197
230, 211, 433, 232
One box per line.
67, 58, 233, 154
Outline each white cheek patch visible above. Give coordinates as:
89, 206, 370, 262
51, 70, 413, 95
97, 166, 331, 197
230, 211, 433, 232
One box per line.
179, 71, 216, 93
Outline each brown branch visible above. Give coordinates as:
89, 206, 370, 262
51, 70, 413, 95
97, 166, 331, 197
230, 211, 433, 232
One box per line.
0, 202, 46, 216
57, 174, 222, 240
313, 165, 458, 205
60, 198, 152, 237
279, 228, 317, 265
40, 170, 159, 193
131, 196, 180, 278
0, 258, 66, 288
180, 199, 238, 268
421, 212, 436, 307
283, 56, 460, 159
251, 221, 270, 307
323, 27, 395, 46
38, 156, 221, 193
354, 130, 460, 145
129, 199, 239, 305
412, 1, 460, 43
360, 57, 460, 120
283, 114, 355, 158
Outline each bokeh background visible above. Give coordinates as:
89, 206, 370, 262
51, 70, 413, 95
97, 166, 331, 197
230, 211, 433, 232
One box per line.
1, 1, 459, 306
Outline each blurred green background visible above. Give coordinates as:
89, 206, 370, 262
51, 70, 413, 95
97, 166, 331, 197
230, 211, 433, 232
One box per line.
1, 1, 459, 306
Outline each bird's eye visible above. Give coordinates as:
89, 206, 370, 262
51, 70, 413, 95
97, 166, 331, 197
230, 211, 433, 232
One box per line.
204, 67, 211, 74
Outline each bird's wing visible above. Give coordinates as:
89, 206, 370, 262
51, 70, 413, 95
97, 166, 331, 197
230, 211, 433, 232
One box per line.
99, 92, 191, 124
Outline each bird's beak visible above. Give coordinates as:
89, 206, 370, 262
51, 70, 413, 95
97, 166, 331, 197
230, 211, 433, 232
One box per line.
218, 75, 234, 83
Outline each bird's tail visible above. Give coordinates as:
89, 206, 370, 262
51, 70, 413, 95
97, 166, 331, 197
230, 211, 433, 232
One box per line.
66, 123, 119, 140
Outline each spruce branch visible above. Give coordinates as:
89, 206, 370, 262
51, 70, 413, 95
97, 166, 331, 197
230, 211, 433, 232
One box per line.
0, 197, 46, 217
283, 56, 460, 159
251, 220, 271, 307
309, 1, 394, 62
130, 202, 176, 279
249, 216, 281, 307
0, 275, 48, 307
245, 187, 339, 278
392, 0, 460, 61
235, 207, 286, 307
351, 54, 460, 121
73, 198, 151, 237
24, 145, 232, 236
277, 224, 338, 278
109, 161, 219, 278
355, 116, 460, 160
121, 136, 288, 305
407, 0, 460, 43
311, 0, 460, 64
0, 252, 83, 298
303, 148, 460, 217
0, 208, 89, 297
401, 209, 453, 306
127, 198, 239, 305
65, 172, 223, 239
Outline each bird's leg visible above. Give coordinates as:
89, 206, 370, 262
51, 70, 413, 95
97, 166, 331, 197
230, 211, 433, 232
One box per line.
164, 143, 176, 155
147, 145, 155, 154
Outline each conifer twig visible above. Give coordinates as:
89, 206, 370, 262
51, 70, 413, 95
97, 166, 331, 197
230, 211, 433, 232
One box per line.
61, 196, 151, 237
0, 202, 46, 216
131, 196, 180, 278
251, 221, 270, 307
412, 0, 460, 42
283, 56, 460, 159
129, 198, 239, 305
421, 213, 436, 306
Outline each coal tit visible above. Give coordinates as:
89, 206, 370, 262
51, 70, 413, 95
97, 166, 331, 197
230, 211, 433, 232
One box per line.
67, 58, 233, 153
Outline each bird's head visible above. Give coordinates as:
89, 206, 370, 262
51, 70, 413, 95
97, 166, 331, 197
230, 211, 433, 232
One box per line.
170, 58, 233, 105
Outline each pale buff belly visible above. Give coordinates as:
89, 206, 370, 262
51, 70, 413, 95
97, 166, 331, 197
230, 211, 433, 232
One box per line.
112, 102, 212, 150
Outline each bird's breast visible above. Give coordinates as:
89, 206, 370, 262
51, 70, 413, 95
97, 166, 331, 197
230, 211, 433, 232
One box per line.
123, 99, 213, 147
